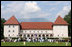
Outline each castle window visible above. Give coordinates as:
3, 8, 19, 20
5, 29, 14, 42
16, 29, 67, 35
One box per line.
39, 35, 41, 37
13, 25, 14, 28
50, 34, 53, 37
13, 30, 14, 32
34, 31, 35, 33
9, 25, 10, 28
43, 34, 45, 37
27, 34, 30, 37
8, 34, 10, 37
46, 34, 48, 36
30, 31, 31, 33
58, 35, 59, 36
25, 31, 26, 32
8, 30, 10, 32
31, 34, 33, 37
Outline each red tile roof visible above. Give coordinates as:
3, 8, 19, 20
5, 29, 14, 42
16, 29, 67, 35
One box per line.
4, 16, 19, 24
20, 22, 53, 30
54, 16, 68, 25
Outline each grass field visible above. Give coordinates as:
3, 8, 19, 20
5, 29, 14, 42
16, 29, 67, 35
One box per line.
1, 42, 71, 46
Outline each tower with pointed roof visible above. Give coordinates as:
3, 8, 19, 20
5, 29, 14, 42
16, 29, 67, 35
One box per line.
4, 16, 20, 38
53, 16, 68, 37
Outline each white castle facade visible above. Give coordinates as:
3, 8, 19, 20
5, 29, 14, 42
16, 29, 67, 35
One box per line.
4, 16, 68, 38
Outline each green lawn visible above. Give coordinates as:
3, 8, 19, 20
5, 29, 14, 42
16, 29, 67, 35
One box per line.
1, 42, 71, 46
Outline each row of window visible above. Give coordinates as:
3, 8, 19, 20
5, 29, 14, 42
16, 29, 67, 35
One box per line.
8, 34, 64, 37
8, 34, 18, 36
9, 25, 15, 28
8, 30, 15, 32
23, 34, 53, 37
23, 34, 64, 37
23, 31, 47, 33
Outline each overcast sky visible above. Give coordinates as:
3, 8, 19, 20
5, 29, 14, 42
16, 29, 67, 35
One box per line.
1, 1, 71, 22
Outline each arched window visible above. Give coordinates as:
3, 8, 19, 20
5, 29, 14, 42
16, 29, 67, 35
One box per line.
42, 34, 45, 37
50, 34, 53, 37
20, 34, 22, 36
39, 34, 41, 37
46, 34, 48, 36
27, 34, 30, 37
31, 34, 33, 37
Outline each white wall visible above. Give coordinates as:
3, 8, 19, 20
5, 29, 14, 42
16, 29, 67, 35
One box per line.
4, 25, 20, 37
53, 25, 68, 38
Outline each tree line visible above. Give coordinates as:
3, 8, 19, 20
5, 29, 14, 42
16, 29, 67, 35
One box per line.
64, 10, 71, 36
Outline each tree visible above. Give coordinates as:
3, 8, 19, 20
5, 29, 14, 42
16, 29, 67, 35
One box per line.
64, 10, 71, 36
1, 18, 6, 39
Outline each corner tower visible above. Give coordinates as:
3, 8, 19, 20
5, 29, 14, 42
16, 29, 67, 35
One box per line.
53, 16, 68, 38
4, 16, 20, 38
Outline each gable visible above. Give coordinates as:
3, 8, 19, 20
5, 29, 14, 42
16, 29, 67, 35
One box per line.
54, 16, 68, 25
4, 16, 19, 25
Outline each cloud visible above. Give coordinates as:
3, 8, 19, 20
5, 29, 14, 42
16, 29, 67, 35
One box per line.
1, 1, 71, 22
56, 5, 71, 18
6, 1, 41, 13
6, 2, 25, 12
1, 1, 41, 19
63, 6, 71, 12
24, 1, 41, 12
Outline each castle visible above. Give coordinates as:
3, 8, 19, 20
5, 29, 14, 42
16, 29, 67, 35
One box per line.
4, 16, 68, 38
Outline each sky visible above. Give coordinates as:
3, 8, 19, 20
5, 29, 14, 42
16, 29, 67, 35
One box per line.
1, 1, 71, 22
